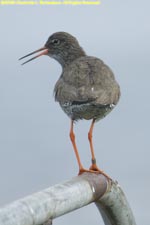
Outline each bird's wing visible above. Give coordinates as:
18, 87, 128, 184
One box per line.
55, 56, 120, 105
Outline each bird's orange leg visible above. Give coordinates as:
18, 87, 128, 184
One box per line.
70, 120, 99, 175
88, 119, 111, 179
70, 120, 86, 174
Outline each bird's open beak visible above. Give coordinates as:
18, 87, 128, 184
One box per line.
19, 47, 49, 65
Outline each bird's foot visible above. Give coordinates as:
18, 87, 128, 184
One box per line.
78, 166, 111, 180
89, 164, 111, 180
78, 167, 99, 175
89, 163, 111, 179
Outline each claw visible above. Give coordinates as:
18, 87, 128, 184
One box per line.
78, 166, 111, 180
89, 164, 111, 179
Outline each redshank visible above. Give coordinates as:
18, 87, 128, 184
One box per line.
19, 32, 120, 177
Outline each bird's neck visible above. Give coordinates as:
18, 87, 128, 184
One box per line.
53, 47, 86, 68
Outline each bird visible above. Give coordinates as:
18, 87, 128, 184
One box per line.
19, 32, 120, 177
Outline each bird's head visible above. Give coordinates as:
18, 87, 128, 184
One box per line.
19, 32, 86, 67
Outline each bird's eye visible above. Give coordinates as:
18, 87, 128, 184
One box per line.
51, 39, 60, 45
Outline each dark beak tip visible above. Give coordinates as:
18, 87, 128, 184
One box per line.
19, 47, 48, 65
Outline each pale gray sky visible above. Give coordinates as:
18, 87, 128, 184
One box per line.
0, 1, 149, 225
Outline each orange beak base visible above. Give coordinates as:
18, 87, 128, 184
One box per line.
19, 47, 48, 65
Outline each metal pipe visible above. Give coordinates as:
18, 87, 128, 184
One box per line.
0, 173, 107, 225
0, 173, 136, 225
96, 180, 137, 225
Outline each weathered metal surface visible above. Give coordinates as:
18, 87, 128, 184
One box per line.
0, 173, 136, 225
0, 173, 107, 225
96, 180, 137, 225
